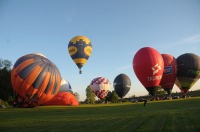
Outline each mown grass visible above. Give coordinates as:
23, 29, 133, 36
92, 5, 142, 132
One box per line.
0, 97, 200, 132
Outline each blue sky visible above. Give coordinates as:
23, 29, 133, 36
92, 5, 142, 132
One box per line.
1, 0, 200, 101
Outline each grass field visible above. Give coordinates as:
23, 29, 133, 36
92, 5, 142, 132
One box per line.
0, 97, 200, 132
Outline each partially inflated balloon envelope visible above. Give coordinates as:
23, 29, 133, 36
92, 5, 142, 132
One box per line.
59, 78, 72, 93
90, 77, 111, 99
160, 54, 177, 95
43, 92, 79, 106
175, 53, 200, 94
68, 36, 92, 74
133, 47, 164, 96
113, 74, 131, 98
11, 53, 61, 107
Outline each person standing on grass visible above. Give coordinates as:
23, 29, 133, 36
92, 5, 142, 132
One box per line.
144, 99, 147, 106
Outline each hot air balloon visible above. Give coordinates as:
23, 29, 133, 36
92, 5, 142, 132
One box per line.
175, 53, 200, 94
90, 77, 111, 99
133, 47, 164, 96
113, 74, 131, 99
59, 78, 72, 93
68, 36, 92, 74
11, 53, 61, 107
160, 54, 177, 95
43, 92, 79, 106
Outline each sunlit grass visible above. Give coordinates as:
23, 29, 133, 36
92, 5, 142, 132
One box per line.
0, 97, 200, 132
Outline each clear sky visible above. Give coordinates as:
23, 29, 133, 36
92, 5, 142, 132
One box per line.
1, 0, 200, 101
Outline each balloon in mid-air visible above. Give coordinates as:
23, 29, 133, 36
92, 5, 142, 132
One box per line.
11, 53, 61, 107
90, 77, 111, 99
133, 47, 164, 96
113, 74, 131, 98
175, 53, 200, 94
160, 54, 177, 95
59, 78, 72, 93
68, 36, 92, 74
43, 92, 79, 106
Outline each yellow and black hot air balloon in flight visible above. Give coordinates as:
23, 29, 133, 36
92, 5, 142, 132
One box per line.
68, 36, 92, 74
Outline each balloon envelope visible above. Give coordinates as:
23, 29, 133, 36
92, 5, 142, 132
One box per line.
43, 92, 79, 106
175, 53, 200, 94
160, 54, 177, 95
32, 52, 46, 58
11, 54, 61, 107
68, 36, 92, 74
133, 47, 164, 96
113, 74, 131, 98
59, 78, 72, 93
90, 77, 111, 99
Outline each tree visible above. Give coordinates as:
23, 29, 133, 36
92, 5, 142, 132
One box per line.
105, 91, 112, 103
111, 90, 119, 103
0, 59, 12, 70
105, 91, 119, 103
0, 59, 14, 102
85, 85, 96, 104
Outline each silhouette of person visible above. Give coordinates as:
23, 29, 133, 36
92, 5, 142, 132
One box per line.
144, 99, 147, 106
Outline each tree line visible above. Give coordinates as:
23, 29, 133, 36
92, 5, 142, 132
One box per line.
0, 59, 14, 104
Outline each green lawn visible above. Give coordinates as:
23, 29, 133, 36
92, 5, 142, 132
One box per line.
0, 97, 200, 132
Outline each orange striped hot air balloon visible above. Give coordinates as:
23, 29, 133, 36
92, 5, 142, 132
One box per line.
11, 53, 61, 107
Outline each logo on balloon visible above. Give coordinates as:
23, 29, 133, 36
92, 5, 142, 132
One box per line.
84, 46, 92, 56
146, 63, 162, 81
147, 75, 162, 81
151, 63, 162, 75
68, 46, 78, 56
187, 70, 200, 76
164, 66, 172, 74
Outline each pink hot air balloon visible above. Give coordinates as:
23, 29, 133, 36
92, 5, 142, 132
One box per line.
133, 47, 164, 96
160, 54, 177, 95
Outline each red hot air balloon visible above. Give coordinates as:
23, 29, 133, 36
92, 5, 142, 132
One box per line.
160, 54, 177, 95
11, 53, 61, 107
133, 47, 164, 96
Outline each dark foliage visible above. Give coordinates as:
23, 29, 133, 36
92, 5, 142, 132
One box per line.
0, 59, 14, 102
